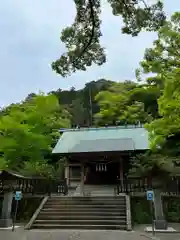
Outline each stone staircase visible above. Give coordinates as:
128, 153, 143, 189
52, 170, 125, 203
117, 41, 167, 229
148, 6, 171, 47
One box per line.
83, 184, 116, 196
31, 195, 128, 230
73, 184, 116, 196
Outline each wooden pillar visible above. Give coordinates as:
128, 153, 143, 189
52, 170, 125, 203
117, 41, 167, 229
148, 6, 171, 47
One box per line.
64, 160, 69, 186
81, 164, 84, 196
119, 157, 124, 191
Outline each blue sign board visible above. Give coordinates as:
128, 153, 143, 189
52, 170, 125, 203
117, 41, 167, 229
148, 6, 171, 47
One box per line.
147, 190, 154, 201
15, 191, 22, 201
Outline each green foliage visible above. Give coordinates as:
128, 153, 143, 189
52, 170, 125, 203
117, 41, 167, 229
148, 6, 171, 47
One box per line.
147, 69, 180, 155
129, 153, 180, 179
130, 13, 180, 179
137, 12, 180, 87
1, 13, 179, 181
49, 79, 113, 126
144, 13, 180, 153
131, 196, 180, 225
0, 94, 70, 176
131, 197, 151, 225
95, 81, 157, 125
52, 0, 166, 77
164, 197, 180, 223
11, 198, 42, 222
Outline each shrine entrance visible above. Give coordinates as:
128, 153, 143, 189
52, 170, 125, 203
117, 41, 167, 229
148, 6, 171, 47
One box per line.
85, 161, 120, 185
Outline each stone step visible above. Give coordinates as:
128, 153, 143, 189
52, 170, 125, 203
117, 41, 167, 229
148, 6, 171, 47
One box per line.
48, 197, 125, 200
44, 204, 125, 208
83, 187, 115, 189
45, 203, 125, 207
83, 188, 114, 189
47, 197, 125, 201
43, 205, 126, 209
34, 219, 126, 225
84, 188, 115, 190
39, 211, 126, 216
46, 202, 125, 206
42, 206, 126, 211
46, 201, 125, 205
32, 224, 127, 230
42, 208, 126, 212
40, 212, 126, 217
30, 195, 127, 230
37, 215, 126, 220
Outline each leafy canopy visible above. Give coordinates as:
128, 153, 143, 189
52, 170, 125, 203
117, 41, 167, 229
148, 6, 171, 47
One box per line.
137, 12, 180, 87
144, 13, 180, 153
130, 13, 180, 179
94, 80, 158, 125
130, 69, 180, 180
52, 0, 166, 77
0, 94, 70, 176
147, 68, 180, 155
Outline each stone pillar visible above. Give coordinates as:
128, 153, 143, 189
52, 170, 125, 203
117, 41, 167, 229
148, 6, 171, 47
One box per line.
153, 189, 167, 229
0, 192, 13, 227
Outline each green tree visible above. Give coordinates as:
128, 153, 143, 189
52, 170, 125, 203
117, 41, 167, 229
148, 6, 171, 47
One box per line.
95, 81, 153, 125
128, 85, 160, 119
52, 0, 166, 77
137, 12, 180, 87
141, 13, 180, 153
49, 79, 113, 126
68, 98, 87, 127
0, 94, 70, 176
130, 14, 180, 227
147, 68, 180, 155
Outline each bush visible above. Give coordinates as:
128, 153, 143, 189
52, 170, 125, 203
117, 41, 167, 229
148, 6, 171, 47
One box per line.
11, 197, 42, 223
163, 196, 180, 223
131, 196, 180, 225
131, 196, 152, 225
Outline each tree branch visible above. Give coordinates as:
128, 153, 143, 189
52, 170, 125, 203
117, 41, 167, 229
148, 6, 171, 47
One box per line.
72, 0, 96, 67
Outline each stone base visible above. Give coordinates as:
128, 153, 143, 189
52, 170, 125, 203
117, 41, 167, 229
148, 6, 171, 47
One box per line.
0, 226, 20, 230
154, 220, 168, 230
145, 226, 176, 233
0, 218, 13, 228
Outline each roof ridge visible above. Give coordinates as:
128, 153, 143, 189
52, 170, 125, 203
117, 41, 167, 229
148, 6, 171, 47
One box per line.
59, 125, 144, 132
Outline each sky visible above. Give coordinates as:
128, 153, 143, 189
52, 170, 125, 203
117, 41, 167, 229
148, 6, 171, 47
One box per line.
0, 1, 179, 107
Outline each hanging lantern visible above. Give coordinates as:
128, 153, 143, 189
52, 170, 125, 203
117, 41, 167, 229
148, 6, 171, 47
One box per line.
96, 163, 107, 172
101, 163, 104, 172
96, 164, 98, 171
104, 164, 107, 171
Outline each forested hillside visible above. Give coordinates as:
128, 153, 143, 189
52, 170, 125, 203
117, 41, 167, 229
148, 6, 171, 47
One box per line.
0, 12, 179, 178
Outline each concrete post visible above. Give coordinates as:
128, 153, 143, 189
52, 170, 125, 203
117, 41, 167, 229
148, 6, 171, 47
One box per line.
0, 192, 13, 227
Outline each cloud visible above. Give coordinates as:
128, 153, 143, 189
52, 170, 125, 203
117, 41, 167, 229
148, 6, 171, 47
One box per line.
0, 0, 179, 106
